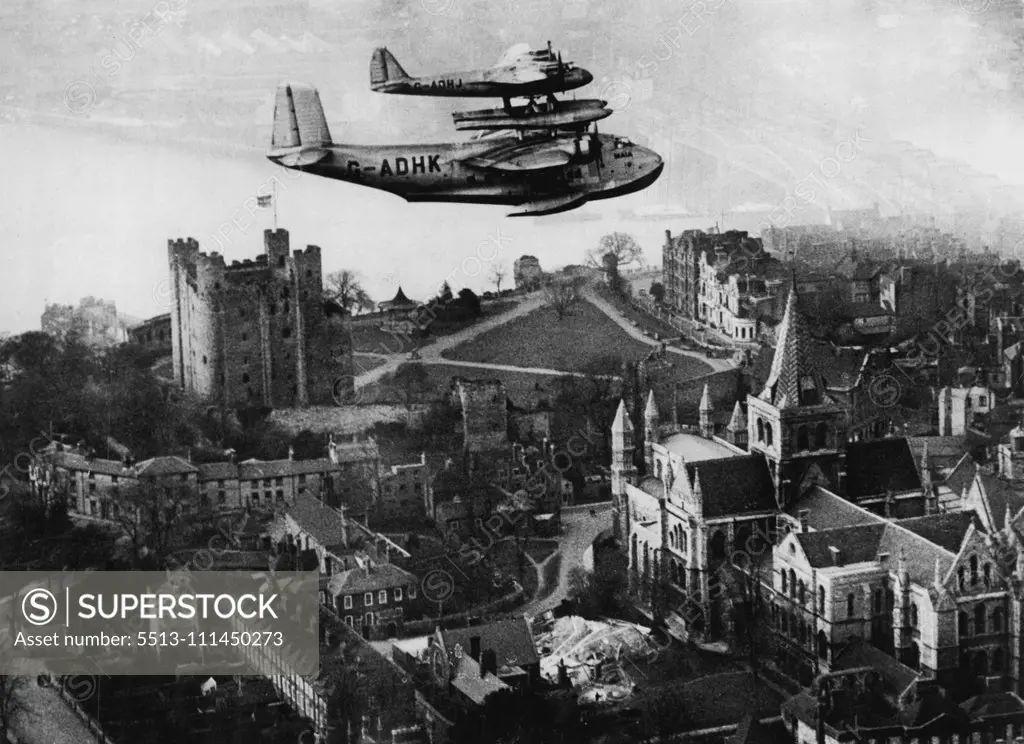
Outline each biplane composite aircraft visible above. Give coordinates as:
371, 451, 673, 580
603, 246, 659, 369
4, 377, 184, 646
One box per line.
265, 82, 663, 217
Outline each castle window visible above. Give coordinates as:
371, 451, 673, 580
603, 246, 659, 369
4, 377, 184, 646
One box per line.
242, 373, 250, 384
975, 604, 986, 634
282, 327, 292, 339
847, 593, 855, 618
202, 355, 207, 365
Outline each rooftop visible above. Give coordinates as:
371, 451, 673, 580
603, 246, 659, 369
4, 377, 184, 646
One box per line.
659, 432, 737, 462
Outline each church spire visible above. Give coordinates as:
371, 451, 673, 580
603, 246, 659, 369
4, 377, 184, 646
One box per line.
727, 400, 746, 431
612, 399, 633, 433
699, 384, 714, 439
759, 274, 826, 409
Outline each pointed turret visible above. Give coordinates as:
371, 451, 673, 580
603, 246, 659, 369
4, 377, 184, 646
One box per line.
643, 390, 659, 470
612, 399, 633, 434
759, 274, 827, 409
727, 401, 746, 431
726, 400, 748, 448
699, 384, 714, 439
644, 389, 659, 424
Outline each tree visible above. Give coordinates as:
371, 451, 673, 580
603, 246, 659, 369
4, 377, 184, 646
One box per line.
109, 482, 214, 569
587, 233, 642, 295
457, 288, 482, 317
325, 270, 375, 315
567, 559, 629, 620
489, 263, 507, 295
389, 364, 432, 414
0, 676, 28, 742
649, 281, 665, 304
545, 276, 583, 320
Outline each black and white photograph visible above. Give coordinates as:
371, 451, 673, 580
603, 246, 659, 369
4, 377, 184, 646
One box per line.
4, 0, 1024, 742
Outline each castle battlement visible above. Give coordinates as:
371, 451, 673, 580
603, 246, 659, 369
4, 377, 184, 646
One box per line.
167, 225, 353, 410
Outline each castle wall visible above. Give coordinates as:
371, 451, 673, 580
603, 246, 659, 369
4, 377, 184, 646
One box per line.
168, 229, 353, 409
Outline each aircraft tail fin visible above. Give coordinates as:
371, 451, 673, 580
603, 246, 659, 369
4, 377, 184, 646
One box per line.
270, 82, 333, 152
371, 47, 411, 89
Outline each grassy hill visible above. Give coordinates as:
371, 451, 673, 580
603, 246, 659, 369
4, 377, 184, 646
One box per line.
441, 299, 709, 375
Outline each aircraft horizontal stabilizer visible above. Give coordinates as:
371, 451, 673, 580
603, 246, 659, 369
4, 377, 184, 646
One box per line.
508, 193, 588, 217
266, 146, 330, 167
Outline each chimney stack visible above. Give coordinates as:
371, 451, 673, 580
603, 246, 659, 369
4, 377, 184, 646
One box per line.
829, 546, 842, 566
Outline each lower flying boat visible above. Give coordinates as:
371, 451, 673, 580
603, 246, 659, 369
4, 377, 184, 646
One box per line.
265, 83, 663, 217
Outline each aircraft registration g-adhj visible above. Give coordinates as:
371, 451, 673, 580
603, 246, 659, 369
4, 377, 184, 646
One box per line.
371, 42, 592, 106
265, 82, 663, 217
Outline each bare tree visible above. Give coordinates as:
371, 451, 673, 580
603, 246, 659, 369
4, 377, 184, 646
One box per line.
109, 482, 215, 568
489, 263, 508, 295
545, 276, 583, 320
585, 233, 643, 297
325, 270, 375, 315
0, 676, 28, 741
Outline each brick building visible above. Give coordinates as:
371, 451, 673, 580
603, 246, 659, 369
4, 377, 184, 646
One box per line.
168, 228, 354, 409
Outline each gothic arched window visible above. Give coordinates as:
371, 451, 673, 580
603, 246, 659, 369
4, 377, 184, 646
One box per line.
765, 423, 774, 447
757, 418, 765, 443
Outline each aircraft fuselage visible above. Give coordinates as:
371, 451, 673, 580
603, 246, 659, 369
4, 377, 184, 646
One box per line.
277, 134, 664, 207
373, 66, 593, 98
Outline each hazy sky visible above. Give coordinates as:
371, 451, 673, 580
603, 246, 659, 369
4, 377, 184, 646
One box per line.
3, 0, 1024, 332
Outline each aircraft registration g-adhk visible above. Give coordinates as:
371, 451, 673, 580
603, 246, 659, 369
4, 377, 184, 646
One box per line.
265, 82, 663, 217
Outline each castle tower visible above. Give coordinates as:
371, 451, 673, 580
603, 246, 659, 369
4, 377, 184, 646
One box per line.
998, 414, 1024, 482
611, 399, 637, 542
643, 389, 659, 471
745, 276, 846, 507
699, 383, 714, 439
726, 401, 748, 449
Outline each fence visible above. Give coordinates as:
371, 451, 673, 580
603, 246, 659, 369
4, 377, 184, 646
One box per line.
48, 679, 109, 744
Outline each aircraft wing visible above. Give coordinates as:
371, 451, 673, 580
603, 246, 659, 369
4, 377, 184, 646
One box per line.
508, 193, 588, 217
460, 139, 572, 172
496, 42, 532, 67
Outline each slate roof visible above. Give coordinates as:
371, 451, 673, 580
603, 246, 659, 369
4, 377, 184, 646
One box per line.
844, 439, 922, 499
326, 563, 416, 596
907, 436, 971, 474
286, 492, 349, 550
795, 523, 887, 568
960, 691, 1024, 719
943, 453, 978, 497
44, 450, 127, 477
832, 636, 919, 699
686, 455, 777, 518
442, 616, 539, 669
758, 283, 831, 409
792, 511, 956, 586
786, 486, 882, 531
970, 469, 1024, 531
197, 461, 240, 480
893, 512, 979, 553
450, 653, 508, 705
135, 455, 198, 477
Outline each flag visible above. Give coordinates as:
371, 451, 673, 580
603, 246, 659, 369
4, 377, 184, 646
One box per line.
257, 194, 273, 208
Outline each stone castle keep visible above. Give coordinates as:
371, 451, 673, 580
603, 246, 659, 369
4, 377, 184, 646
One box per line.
169, 228, 354, 408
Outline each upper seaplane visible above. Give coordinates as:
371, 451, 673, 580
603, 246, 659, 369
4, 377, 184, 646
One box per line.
265, 82, 662, 217
370, 42, 612, 131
